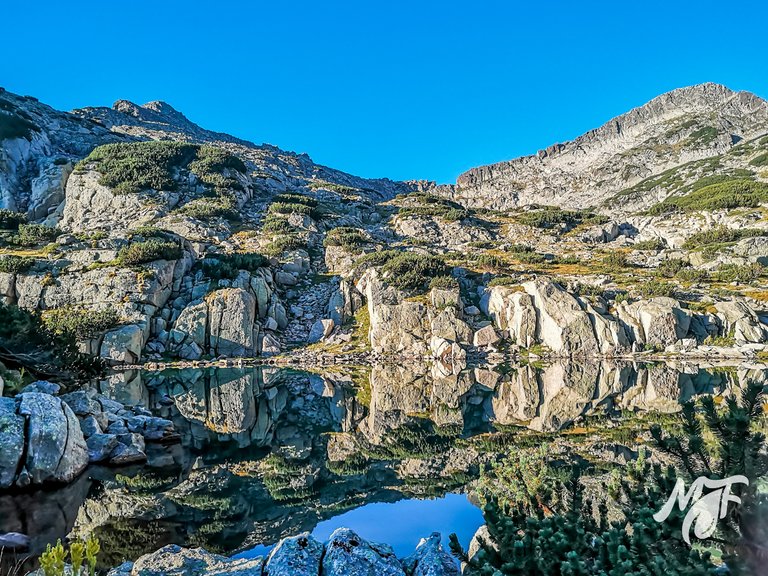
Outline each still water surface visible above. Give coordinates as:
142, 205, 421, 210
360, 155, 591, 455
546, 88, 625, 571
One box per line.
0, 359, 753, 570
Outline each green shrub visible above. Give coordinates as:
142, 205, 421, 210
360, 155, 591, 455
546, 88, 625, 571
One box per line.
273, 193, 318, 207
506, 243, 534, 253
0, 255, 34, 273
264, 235, 307, 256
77, 141, 244, 196
0, 302, 105, 381
429, 275, 458, 290
323, 226, 369, 249
685, 125, 718, 146
202, 252, 268, 280
75, 231, 109, 243
0, 209, 27, 230
676, 267, 709, 282
473, 253, 506, 269
656, 258, 689, 278
355, 249, 401, 269
268, 202, 316, 218
78, 141, 197, 194
714, 262, 765, 283
16, 223, 58, 245
188, 145, 246, 192
516, 206, 607, 229
683, 226, 767, 249
515, 251, 547, 264
380, 252, 449, 291
632, 238, 666, 251
647, 178, 768, 214
0, 111, 39, 141
117, 239, 182, 265
179, 196, 236, 220
398, 193, 468, 221
261, 215, 296, 234
42, 306, 119, 339
488, 276, 519, 287
637, 279, 676, 297
749, 152, 768, 167
602, 251, 628, 268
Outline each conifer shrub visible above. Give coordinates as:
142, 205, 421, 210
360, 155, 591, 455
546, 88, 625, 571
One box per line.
117, 239, 182, 265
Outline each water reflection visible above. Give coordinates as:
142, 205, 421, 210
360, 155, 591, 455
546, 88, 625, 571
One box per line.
1, 360, 763, 570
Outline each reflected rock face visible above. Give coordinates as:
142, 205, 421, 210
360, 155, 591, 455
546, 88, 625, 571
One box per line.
1, 361, 757, 571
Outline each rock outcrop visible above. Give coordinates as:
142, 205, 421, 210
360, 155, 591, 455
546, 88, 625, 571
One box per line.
107, 530, 458, 576
0, 384, 177, 489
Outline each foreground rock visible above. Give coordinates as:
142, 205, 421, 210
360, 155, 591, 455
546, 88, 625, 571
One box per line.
107, 529, 457, 576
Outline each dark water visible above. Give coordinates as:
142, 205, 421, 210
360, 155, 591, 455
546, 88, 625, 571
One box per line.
0, 360, 757, 570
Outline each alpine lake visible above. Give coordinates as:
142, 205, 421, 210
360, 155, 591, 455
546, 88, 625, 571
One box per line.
0, 359, 758, 572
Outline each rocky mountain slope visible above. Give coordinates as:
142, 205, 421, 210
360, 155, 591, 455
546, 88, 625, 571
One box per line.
442, 83, 768, 213
1, 82, 768, 379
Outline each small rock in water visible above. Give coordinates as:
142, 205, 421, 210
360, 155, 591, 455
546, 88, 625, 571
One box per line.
0, 532, 30, 551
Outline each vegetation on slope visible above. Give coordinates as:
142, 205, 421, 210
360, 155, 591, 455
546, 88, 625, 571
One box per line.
76, 141, 246, 195
647, 178, 768, 215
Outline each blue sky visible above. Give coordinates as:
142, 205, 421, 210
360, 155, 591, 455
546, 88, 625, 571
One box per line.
3, 1, 767, 183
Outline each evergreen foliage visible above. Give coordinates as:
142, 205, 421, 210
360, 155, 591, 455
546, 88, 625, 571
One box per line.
451, 384, 766, 575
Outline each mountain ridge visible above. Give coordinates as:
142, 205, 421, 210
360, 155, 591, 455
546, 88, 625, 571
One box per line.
445, 82, 768, 213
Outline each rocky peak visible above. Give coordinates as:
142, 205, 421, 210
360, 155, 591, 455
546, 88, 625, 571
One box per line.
112, 99, 193, 127
451, 83, 768, 212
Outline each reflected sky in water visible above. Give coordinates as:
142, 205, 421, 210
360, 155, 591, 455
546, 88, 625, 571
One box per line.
236, 493, 483, 560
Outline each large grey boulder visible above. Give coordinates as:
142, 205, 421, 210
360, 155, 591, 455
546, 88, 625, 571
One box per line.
327, 279, 364, 326
322, 528, 405, 576
100, 324, 146, 364
126, 544, 263, 576
17, 392, 89, 485
481, 287, 537, 347
403, 533, 459, 576
617, 297, 690, 348
0, 397, 25, 489
264, 532, 323, 576
431, 308, 473, 344
714, 300, 768, 344
307, 318, 335, 343
173, 300, 209, 348
522, 279, 599, 356
208, 288, 258, 356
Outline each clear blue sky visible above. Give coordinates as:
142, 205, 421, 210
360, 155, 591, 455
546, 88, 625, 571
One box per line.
3, 1, 767, 184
